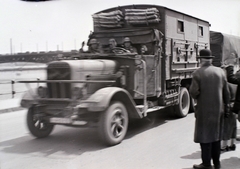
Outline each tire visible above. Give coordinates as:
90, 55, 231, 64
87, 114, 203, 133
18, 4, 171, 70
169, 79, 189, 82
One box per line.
98, 101, 129, 146
27, 107, 54, 138
174, 87, 190, 118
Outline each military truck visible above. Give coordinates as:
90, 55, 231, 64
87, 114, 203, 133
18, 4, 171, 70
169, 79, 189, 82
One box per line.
20, 4, 210, 146
210, 31, 240, 68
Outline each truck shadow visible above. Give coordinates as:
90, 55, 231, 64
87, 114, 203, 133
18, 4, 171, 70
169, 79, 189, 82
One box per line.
126, 107, 179, 139
0, 127, 102, 156
0, 107, 187, 157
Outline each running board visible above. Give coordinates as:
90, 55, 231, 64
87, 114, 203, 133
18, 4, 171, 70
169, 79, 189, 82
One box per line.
136, 105, 166, 114
146, 106, 165, 113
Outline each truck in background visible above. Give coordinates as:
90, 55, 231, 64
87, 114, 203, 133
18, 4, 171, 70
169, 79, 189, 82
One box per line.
210, 31, 240, 98
210, 31, 240, 68
20, 4, 210, 146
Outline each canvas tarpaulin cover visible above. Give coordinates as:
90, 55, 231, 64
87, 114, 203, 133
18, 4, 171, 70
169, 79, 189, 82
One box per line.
92, 7, 161, 28
90, 28, 161, 45
210, 31, 240, 67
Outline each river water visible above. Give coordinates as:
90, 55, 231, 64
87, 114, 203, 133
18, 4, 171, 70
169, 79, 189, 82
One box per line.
0, 63, 46, 100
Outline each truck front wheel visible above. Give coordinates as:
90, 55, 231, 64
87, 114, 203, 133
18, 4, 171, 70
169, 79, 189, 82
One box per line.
98, 101, 129, 146
27, 107, 54, 138
174, 87, 190, 117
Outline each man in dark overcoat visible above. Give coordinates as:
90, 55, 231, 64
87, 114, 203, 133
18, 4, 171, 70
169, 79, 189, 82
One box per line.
189, 49, 230, 169
225, 57, 240, 140
225, 58, 240, 115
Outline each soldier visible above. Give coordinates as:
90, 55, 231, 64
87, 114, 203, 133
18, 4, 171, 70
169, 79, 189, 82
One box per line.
122, 37, 137, 53
107, 38, 117, 53
88, 38, 100, 54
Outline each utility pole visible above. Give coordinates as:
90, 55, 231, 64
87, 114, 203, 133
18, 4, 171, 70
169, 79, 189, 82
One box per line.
36, 43, 39, 52
46, 41, 48, 52
21, 43, 22, 52
13, 45, 15, 54
74, 39, 76, 50
10, 38, 13, 54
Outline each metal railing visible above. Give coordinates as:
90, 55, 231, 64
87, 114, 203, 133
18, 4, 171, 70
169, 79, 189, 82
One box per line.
0, 78, 40, 99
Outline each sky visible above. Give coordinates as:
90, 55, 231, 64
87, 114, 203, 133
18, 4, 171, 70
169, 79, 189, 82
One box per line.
0, 0, 240, 54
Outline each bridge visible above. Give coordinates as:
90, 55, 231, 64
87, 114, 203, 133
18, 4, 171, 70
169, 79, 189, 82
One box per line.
0, 50, 79, 64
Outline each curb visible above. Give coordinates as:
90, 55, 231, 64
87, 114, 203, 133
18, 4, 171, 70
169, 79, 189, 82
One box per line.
0, 107, 26, 114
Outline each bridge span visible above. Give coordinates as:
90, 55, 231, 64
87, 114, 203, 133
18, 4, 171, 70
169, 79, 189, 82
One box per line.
0, 50, 79, 64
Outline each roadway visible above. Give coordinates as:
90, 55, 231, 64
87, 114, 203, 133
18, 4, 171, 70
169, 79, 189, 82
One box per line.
1, 106, 240, 169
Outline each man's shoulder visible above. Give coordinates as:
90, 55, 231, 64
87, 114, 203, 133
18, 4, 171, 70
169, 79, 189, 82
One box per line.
192, 69, 200, 77
212, 66, 225, 73
206, 65, 223, 72
193, 65, 223, 74
211, 65, 222, 70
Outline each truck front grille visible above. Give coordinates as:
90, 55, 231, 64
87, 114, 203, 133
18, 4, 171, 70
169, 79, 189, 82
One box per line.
47, 62, 71, 98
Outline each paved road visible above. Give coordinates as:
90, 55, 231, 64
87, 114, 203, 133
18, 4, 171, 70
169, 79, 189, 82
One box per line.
1, 109, 240, 169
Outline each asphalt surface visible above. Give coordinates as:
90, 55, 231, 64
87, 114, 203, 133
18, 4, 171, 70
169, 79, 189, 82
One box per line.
1, 103, 240, 169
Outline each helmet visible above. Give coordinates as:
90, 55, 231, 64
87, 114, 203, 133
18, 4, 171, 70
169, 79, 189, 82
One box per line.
123, 37, 131, 43
89, 39, 98, 45
109, 38, 116, 43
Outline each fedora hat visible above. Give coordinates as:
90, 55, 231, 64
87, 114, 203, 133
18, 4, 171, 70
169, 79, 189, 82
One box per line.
197, 49, 214, 59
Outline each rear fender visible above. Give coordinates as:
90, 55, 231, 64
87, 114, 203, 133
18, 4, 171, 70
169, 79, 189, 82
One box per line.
80, 87, 142, 119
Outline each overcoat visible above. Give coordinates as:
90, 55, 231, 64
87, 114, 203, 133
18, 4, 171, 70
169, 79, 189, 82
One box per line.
189, 62, 230, 143
222, 84, 236, 140
226, 65, 240, 112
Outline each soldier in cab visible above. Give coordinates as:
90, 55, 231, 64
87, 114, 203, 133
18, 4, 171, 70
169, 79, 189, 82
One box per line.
122, 37, 137, 53
79, 38, 101, 54
107, 38, 117, 53
88, 39, 101, 54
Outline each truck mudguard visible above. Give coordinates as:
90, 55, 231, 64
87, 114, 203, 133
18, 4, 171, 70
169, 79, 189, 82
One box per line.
79, 87, 142, 119
20, 88, 38, 108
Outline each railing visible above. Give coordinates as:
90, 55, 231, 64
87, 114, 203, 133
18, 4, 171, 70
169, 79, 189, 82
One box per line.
0, 78, 40, 99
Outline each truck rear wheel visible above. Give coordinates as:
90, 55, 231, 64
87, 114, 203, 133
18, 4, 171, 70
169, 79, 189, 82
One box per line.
174, 87, 190, 117
98, 101, 129, 146
27, 107, 54, 138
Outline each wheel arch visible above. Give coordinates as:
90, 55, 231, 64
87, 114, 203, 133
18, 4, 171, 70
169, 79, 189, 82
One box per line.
111, 91, 141, 119
180, 78, 192, 89
85, 87, 142, 119
20, 88, 38, 108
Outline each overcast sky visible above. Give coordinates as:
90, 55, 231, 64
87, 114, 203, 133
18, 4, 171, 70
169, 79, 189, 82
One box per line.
0, 0, 240, 54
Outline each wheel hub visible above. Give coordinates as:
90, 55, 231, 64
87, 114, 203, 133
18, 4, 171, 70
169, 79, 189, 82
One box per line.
111, 109, 125, 138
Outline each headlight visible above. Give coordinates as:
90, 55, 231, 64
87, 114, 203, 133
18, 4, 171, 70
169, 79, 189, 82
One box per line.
37, 86, 48, 98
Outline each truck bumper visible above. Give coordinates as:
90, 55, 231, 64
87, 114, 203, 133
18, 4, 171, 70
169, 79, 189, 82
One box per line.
49, 117, 87, 126
31, 103, 100, 127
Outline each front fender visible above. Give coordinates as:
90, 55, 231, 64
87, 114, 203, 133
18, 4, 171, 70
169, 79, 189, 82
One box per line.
20, 88, 38, 108
79, 87, 142, 119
